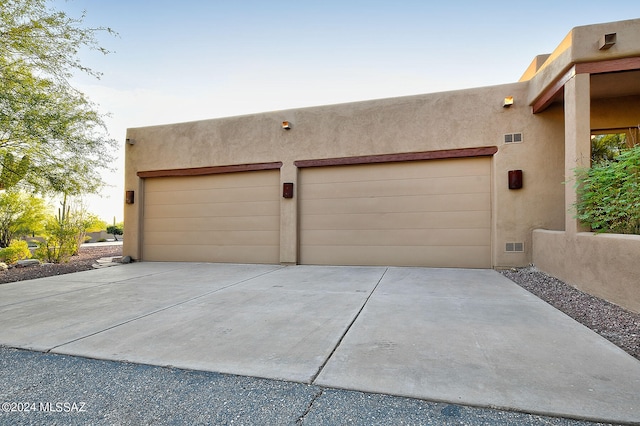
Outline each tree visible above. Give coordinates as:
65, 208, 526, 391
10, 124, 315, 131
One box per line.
0, 0, 117, 194
84, 214, 107, 233
591, 133, 627, 164
0, 190, 48, 247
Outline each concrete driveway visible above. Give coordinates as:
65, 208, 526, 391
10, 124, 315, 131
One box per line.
0, 263, 639, 424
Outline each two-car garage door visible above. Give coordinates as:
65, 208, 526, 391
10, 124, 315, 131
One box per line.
298, 157, 491, 268
141, 157, 491, 267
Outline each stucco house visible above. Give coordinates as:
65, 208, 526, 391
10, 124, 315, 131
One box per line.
124, 18, 640, 312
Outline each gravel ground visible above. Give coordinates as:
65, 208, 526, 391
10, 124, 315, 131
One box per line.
1, 247, 638, 363
0, 244, 122, 284
501, 267, 640, 361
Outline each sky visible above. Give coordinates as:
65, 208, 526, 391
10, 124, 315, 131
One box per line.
50, 0, 639, 223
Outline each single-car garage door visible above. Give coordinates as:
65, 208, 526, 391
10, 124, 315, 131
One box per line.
299, 157, 491, 268
142, 169, 280, 263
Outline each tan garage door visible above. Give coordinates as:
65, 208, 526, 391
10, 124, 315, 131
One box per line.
299, 157, 491, 268
143, 169, 280, 263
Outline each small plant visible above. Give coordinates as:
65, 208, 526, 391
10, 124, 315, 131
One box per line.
34, 197, 84, 263
0, 240, 32, 264
84, 235, 92, 243
575, 144, 640, 234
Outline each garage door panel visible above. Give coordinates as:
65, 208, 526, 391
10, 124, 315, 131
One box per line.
301, 158, 489, 183
146, 172, 276, 191
143, 244, 279, 263
144, 230, 280, 246
145, 215, 279, 232
301, 175, 490, 200
299, 158, 491, 268
301, 193, 491, 215
143, 170, 280, 263
302, 210, 491, 230
302, 228, 490, 247
145, 185, 278, 206
301, 245, 491, 268
144, 201, 280, 220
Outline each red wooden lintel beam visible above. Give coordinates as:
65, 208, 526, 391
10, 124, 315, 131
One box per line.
532, 57, 640, 114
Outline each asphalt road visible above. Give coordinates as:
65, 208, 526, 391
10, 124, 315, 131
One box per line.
0, 347, 613, 426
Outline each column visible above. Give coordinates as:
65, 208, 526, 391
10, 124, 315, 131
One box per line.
279, 162, 298, 264
564, 72, 591, 235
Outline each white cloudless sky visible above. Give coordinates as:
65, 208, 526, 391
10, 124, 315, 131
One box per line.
50, 0, 639, 223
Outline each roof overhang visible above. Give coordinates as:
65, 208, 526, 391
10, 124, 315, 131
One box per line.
532, 57, 640, 113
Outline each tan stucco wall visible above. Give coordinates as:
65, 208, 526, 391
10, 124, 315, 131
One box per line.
124, 81, 567, 266
124, 18, 638, 268
524, 18, 640, 105
533, 230, 640, 314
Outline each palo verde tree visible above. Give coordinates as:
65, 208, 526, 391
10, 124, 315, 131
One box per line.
0, 190, 48, 247
0, 0, 117, 194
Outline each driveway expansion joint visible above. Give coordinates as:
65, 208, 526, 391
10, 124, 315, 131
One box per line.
310, 267, 389, 385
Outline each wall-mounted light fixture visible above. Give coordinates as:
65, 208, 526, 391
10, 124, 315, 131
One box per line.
282, 121, 292, 130
598, 33, 616, 50
503, 96, 514, 108
125, 190, 135, 204
508, 170, 523, 190
283, 182, 294, 198
126, 138, 135, 145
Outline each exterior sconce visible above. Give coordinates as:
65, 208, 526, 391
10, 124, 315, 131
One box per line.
503, 96, 514, 108
283, 182, 294, 198
126, 138, 135, 145
508, 170, 523, 190
598, 33, 616, 50
125, 190, 135, 204
282, 121, 292, 130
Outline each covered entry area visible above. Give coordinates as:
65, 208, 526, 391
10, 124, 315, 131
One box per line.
297, 150, 494, 268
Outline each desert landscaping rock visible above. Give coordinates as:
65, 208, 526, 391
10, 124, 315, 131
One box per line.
0, 244, 122, 284
16, 259, 40, 268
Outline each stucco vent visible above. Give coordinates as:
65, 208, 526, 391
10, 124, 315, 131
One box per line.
599, 33, 616, 50
505, 242, 524, 252
504, 133, 523, 144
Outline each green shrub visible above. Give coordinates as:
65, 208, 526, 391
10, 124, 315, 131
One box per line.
575, 145, 640, 234
33, 237, 77, 264
107, 223, 123, 241
33, 207, 82, 264
84, 235, 92, 243
0, 240, 32, 264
